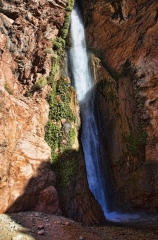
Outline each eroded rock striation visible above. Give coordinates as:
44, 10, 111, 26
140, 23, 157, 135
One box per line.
81, 0, 158, 210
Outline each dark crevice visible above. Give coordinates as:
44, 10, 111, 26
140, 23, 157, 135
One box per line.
111, 1, 124, 21
154, 10, 158, 22
0, 9, 19, 20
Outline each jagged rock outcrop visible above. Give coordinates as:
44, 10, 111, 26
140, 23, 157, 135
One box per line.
0, 0, 67, 87
0, 0, 67, 215
0, 0, 104, 225
81, 0, 158, 210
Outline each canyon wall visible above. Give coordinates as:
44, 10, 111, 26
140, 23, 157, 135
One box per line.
0, 0, 63, 215
0, 0, 104, 225
81, 0, 158, 210
2, 0, 158, 224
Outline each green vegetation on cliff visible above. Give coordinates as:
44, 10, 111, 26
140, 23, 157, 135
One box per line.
45, 76, 77, 186
24, 77, 47, 97
45, 121, 62, 152
44, 0, 78, 187
47, 78, 75, 122
123, 124, 147, 157
52, 150, 78, 187
66, 0, 74, 11
4, 83, 13, 95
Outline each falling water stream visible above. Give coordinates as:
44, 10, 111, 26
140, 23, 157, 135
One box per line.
68, 1, 139, 222
68, 1, 110, 217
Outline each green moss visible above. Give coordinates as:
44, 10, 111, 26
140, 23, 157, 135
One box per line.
123, 122, 147, 157
46, 83, 56, 104
61, 13, 71, 39
52, 150, 78, 187
61, 1, 74, 39
68, 128, 76, 146
45, 121, 62, 152
49, 102, 73, 121
24, 77, 47, 97
53, 37, 65, 52
44, 2, 77, 187
51, 56, 59, 76
44, 48, 54, 54
107, 90, 118, 103
4, 83, 13, 95
32, 77, 47, 91
45, 79, 77, 186
66, 0, 74, 11
47, 78, 75, 122
60, 127, 76, 152
97, 79, 118, 105
24, 91, 32, 97
56, 79, 69, 100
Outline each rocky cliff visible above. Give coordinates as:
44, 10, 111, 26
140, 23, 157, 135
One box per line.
81, 0, 158, 211
2, 0, 157, 225
0, 0, 64, 215
0, 0, 104, 225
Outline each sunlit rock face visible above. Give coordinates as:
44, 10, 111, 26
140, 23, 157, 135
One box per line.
0, 0, 67, 215
0, 33, 57, 213
0, 0, 105, 225
0, 0, 67, 86
0, 73, 59, 213
81, 0, 158, 210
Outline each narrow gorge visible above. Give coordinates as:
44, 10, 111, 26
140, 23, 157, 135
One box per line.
0, 0, 158, 230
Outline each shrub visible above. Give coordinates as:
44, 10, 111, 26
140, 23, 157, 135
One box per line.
31, 77, 47, 92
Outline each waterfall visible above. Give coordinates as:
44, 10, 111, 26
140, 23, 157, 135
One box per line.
68, 1, 140, 222
68, 1, 109, 216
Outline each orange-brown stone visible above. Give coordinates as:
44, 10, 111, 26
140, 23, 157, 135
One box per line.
81, 0, 158, 210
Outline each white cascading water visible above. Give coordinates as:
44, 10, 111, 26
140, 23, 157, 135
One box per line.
68, 1, 139, 222
69, 1, 109, 216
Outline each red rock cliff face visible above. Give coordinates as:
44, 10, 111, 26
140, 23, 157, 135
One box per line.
0, 0, 68, 214
0, 0, 67, 86
81, 0, 158, 210
0, 0, 104, 225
